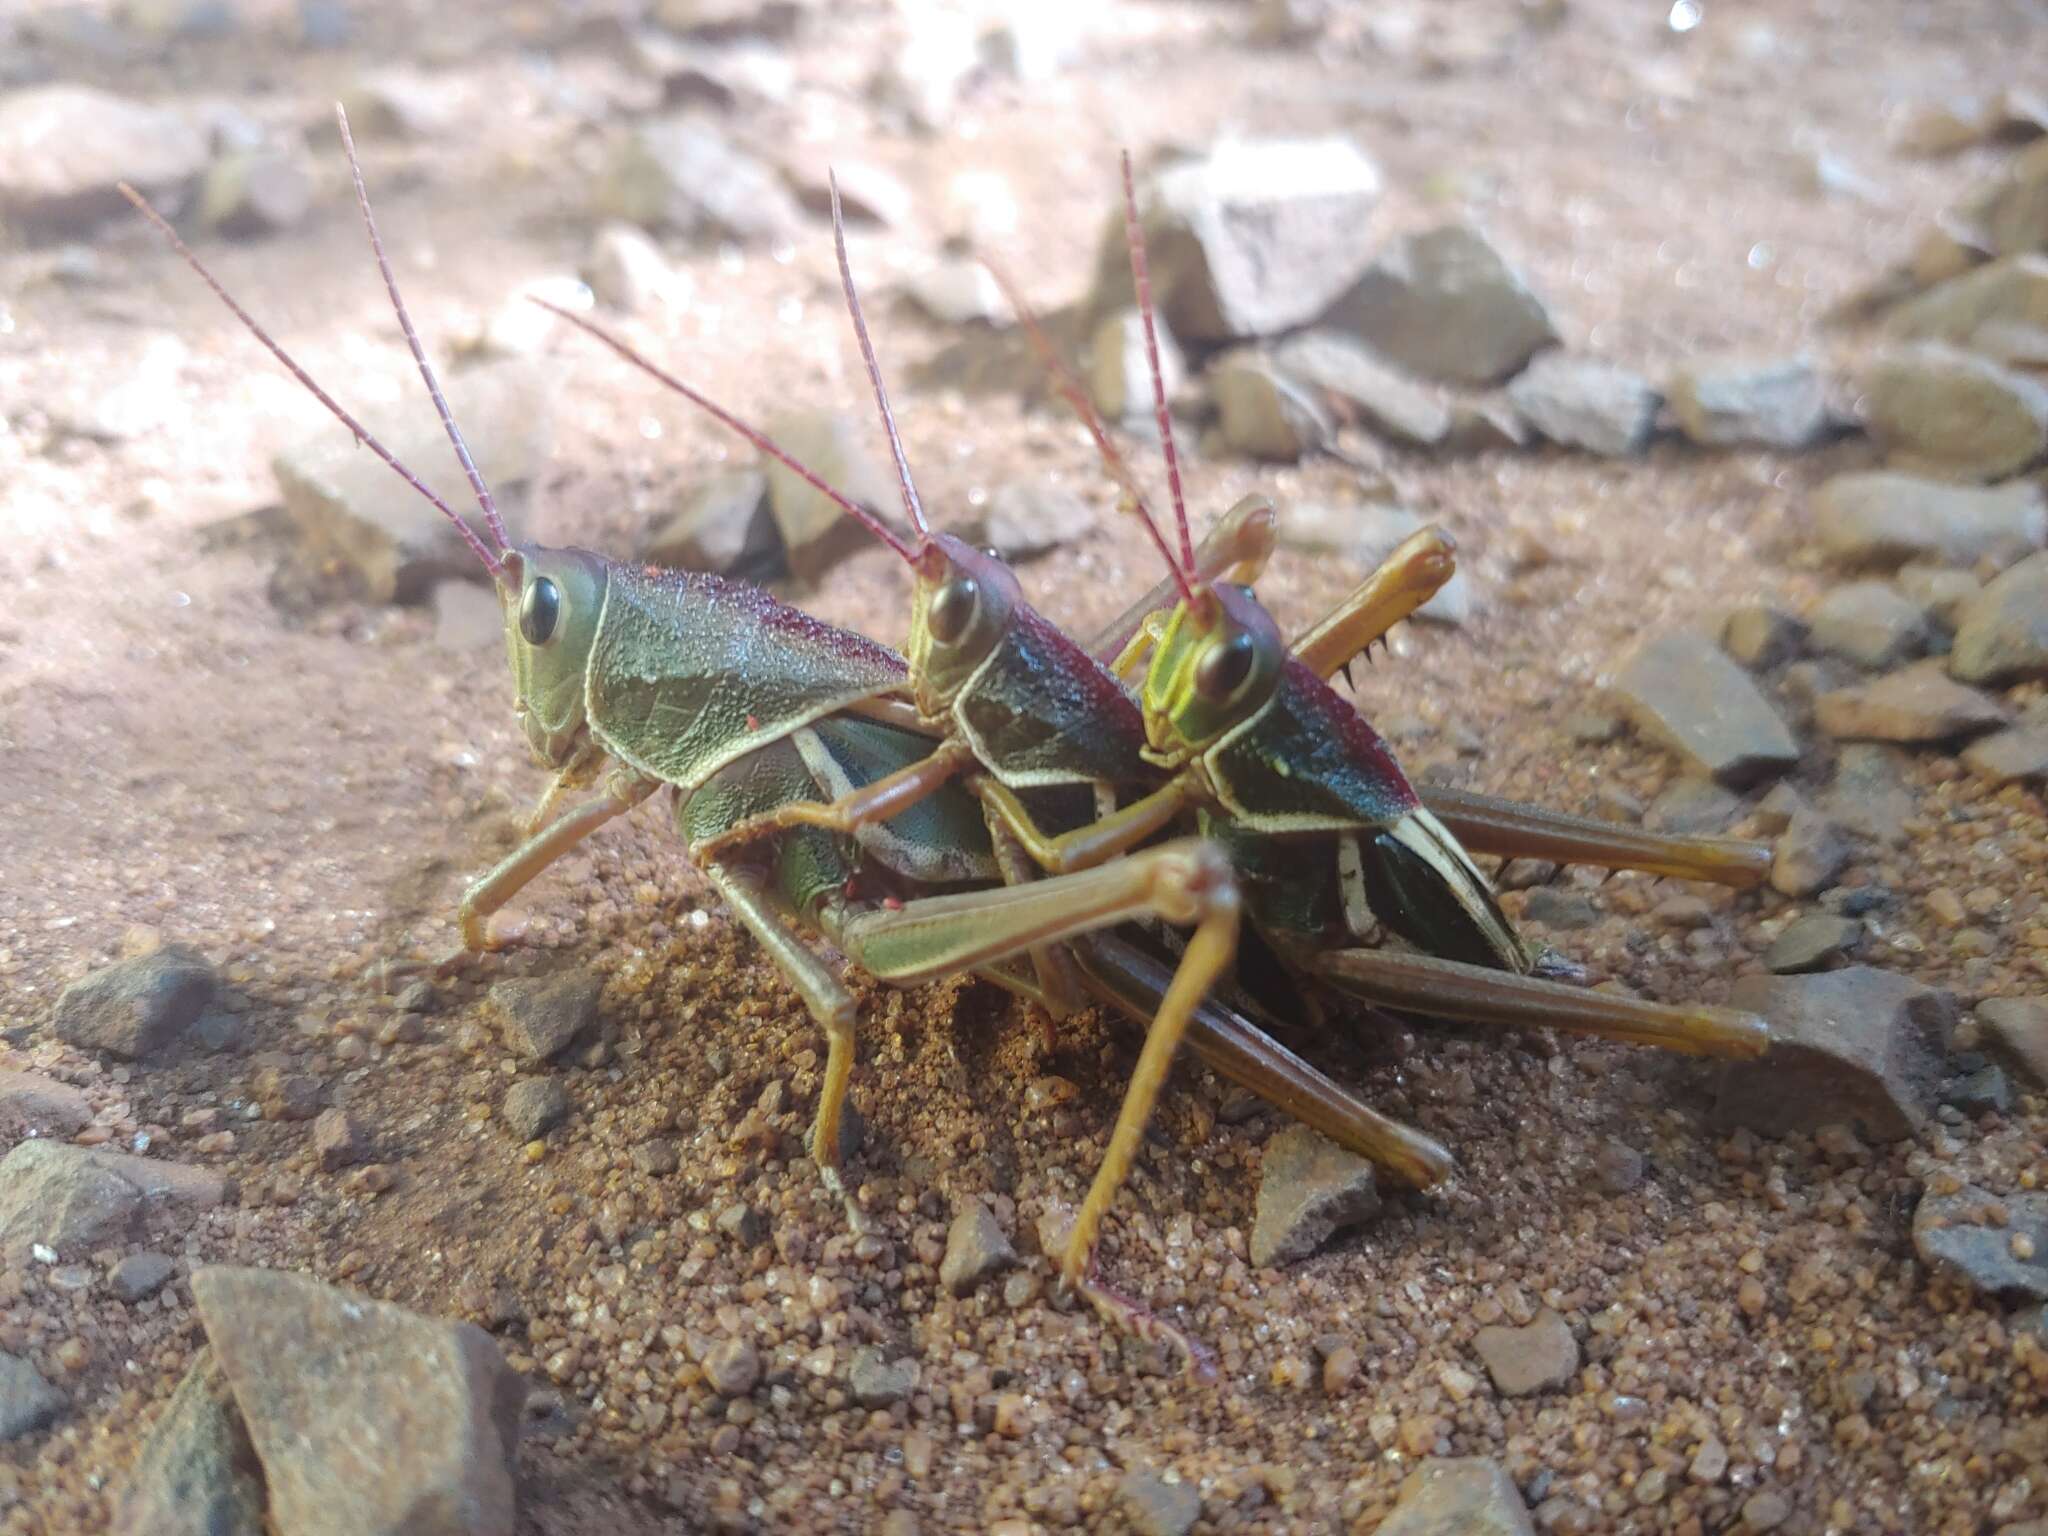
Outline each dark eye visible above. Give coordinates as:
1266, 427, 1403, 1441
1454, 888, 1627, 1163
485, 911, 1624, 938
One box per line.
519, 577, 560, 645
927, 577, 979, 646
1195, 630, 1257, 702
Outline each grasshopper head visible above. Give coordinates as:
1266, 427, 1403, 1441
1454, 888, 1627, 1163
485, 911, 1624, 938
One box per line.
1141, 582, 1287, 762
502, 546, 609, 767
902, 531, 1023, 716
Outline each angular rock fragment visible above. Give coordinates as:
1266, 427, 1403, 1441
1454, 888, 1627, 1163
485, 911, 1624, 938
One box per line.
643, 468, 777, 577
597, 116, 803, 242
0, 1141, 223, 1262
0, 86, 206, 233
490, 972, 602, 1062
903, 258, 1011, 327
1721, 606, 1806, 670
109, 1348, 267, 1536
1472, 1309, 1579, 1397
1805, 582, 1929, 669
1506, 351, 1659, 456
1813, 662, 2010, 743
0, 1070, 94, 1141
1863, 344, 2048, 482
1376, 1458, 1535, 1536
1712, 968, 1955, 1141
1764, 914, 1864, 974
1886, 255, 2048, 351
1811, 472, 2044, 570
1962, 723, 2048, 785
53, 943, 216, 1060
0, 1353, 63, 1442
1211, 350, 1331, 461
1251, 1125, 1379, 1267
939, 1201, 1015, 1294
760, 410, 898, 583
1666, 356, 1829, 450
1913, 1185, 2048, 1301
1977, 997, 2048, 1087
1322, 223, 1556, 385
1610, 632, 1798, 786
1275, 330, 1450, 448
1949, 551, 2048, 685
979, 480, 1093, 561
581, 221, 679, 312
1088, 306, 1186, 425
1769, 806, 1850, 899
1118, 1469, 1202, 1536
1279, 503, 1471, 624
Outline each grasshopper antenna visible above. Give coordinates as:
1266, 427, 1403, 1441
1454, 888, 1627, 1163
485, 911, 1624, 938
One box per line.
530, 298, 918, 565
984, 261, 1195, 603
829, 171, 931, 545
335, 104, 509, 556
116, 182, 508, 582
1120, 149, 1195, 578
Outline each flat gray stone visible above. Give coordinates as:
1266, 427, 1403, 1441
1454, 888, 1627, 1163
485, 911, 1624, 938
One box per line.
193, 1266, 524, 1536
1666, 356, 1829, 450
1863, 344, 2048, 483
939, 1201, 1015, 1294
1814, 661, 2011, 742
1978, 997, 2048, 1087
1472, 1309, 1579, 1397
1949, 551, 2048, 685
1091, 137, 1383, 343
490, 972, 601, 1062
1251, 1125, 1380, 1267
1323, 223, 1556, 385
1275, 330, 1450, 447
1764, 913, 1864, 974
500, 1077, 570, 1140
1506, 351, 1660, 456
1886, 254, 2048, 351
53, 943, 217, 1060
595, 116, 802, 242
1611, 631, 1798, 787
1211, 349, 1331, 461
642, 468, 777, 578
110, 1348, 267, 1536
0, 86, 206, 234
1376, 1458, 1534, 1536
1712, 968, 1956, 1141
110, 1251, 177, 1302
1812, 472, 2045, 570
0, 1353, 63, 1442
1913, 1185, 2048, 1300
1806, 582, 1929, 669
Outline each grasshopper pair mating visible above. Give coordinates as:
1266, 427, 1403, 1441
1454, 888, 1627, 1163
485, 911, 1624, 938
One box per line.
126, 116, 1771, 1374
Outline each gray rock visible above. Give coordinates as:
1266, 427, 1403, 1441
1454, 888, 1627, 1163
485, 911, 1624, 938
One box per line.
1818, 744, 1916, 845
1886, 255, 2048, 352
702, 1336, 760, 1397
0, 1141, 138, 1260
581, 222, 676, 312
1770, 806, 1850, 899
1863, 345, 2048, 483
1376, 1458, 1535, 1536
1275, 330, 1451, 448
1091, 137, 1383, 344
109, 1251, 177, 1302
1764, 914, 1864, 974
1895, 564, 1985, 629
1963, 724, 2048, 785
500, 1077, 569, 1140
0, 1353, 63, 1442
979, 480, 1094, 561
939, 1201, 1015, 1294
1251, 1125, 1380, 1267
53, 943, 216, 1060
0, 86, 207, 234
192, 1266, 523, 1536
760, 410, 897, 583
490, 972, 601, 1062
311, 1108, 364, 1172
1812, 472, 2045, 570
1946, 1062, 2013, 1115
339, 67, 465, 139
1088, 307, 1187, 426
643, 468, 777, 577
1805, 582, 1930, 669
109, 1348, 266, 1536
1712, 968, 1956, 1141
1722, 606, 1806, 670
1211, 350, 1331, 461
903, 259, 1011, 327
716, 1201, 766, 1245
198, 151, 313, 239
1472, 1309, 1579, 1397
1322, 224, 1556, 386
1979, 137, 2048, 256
1949, 551, 2048, 684
1978, 997, 2048, 1087
1666, 357, 1829, 449
1506, 351, 1660, 456
596, 116, 802, 243
1280, 503, 1472, 625
1521, 888, 1599, 930
274, 360, 549, 604
1814, 661, 2011, 742
1610, 631, 1798, 787
1913, 1185, 2048, 1300
846, 1347, 917, 1408
1118, 1469, 1202, 1536
0, 1070, 94, 1140
1594, 1140, 1644, 1194
430, 581, 501, 652
1644, 779, 1741, 835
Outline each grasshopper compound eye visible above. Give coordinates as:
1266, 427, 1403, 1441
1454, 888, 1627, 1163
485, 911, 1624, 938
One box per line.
927, 576, 979, 645
1195, 629, 1257, 704
519, 577, 561, 645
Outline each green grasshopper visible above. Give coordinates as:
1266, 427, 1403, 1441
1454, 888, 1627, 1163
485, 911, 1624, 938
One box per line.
124, 119, 1443, 1366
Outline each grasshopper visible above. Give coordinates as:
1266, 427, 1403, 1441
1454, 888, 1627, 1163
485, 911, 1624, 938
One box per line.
125, 118, 1435, 1363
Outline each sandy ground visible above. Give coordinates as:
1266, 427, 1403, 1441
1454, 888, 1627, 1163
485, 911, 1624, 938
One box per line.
3, 0, 2047, 1531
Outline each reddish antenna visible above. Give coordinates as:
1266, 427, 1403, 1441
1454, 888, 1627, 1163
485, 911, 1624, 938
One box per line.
116, 183, 507, 582
828, 172, 931, 544
530, 299, 917, 565
984, 262, 1194, 604
335, 104, 510, 556
1120, 149, 1194, 576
